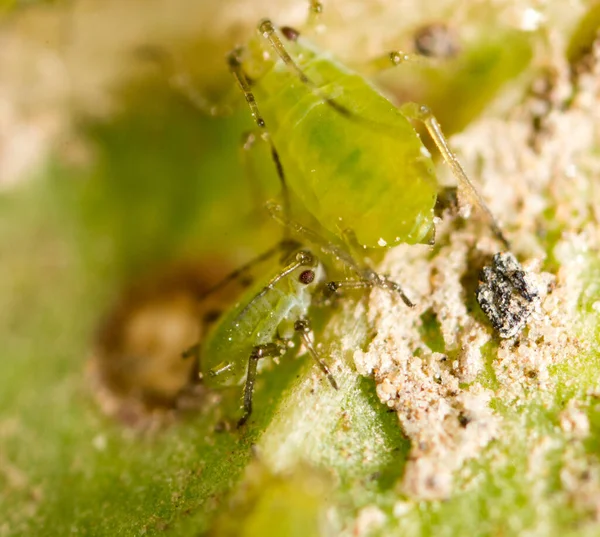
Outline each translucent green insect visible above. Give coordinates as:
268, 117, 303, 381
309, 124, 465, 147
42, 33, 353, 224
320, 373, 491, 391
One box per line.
224, 15, 509, 251
181, 2, 513, 426
197, 242, 331, 428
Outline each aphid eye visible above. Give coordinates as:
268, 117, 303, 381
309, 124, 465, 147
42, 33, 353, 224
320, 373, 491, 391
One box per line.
281, 26, 300, 41
299, 269, 315, 285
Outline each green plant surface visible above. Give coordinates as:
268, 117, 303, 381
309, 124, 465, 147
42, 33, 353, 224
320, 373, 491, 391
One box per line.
1, 1, 600, 536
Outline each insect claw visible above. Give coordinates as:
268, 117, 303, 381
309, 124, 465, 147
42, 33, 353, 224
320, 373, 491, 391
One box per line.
258, 19, 274, 37
403, 295, 416, 308
328, 375, 339, 390
377, 276, 415, 307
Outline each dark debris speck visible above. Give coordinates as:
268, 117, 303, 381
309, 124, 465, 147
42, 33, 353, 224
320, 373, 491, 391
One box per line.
476, 252, 542, 339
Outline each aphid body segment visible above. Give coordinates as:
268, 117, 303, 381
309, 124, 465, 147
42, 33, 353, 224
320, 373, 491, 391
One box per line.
244, 31, 438, 249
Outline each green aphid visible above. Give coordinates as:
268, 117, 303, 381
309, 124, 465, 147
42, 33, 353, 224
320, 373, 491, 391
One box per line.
199, 245, 331, 428
228, 18, 509, 251
252, 38, 438, 248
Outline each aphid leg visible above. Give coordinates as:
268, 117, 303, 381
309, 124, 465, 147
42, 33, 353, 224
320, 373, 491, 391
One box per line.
257, 20, 353, 119
199, 239, 301, 301
400, 102, 511, 250
135, 45, 233, 117
341, 228, 415, 306
238, 342, 288, 427
361, 49, 436, 74
227, 47, 293, 230
324, 278, 414, 308
267, 202, 415, 306
294, 319, 338, 389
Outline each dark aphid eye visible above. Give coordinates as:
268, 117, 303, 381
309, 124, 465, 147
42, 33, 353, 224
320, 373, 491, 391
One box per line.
299, 269, 315, 285
281, 26, 300, 41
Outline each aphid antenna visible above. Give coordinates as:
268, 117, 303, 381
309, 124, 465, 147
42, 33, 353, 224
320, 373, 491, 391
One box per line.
258, 19, 354, 121
257, 19, 511, 251
233, 249, 317, 324
197, 239, 301, 302
227, 47, 293, 233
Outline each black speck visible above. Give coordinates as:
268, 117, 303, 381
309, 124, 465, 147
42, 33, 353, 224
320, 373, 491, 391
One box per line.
476, 252, 541, 338
281, 26, 300, 41
458, 412, 472, 428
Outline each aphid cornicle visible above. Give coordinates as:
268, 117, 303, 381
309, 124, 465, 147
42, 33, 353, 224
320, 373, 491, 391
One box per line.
182, 6, 515, 426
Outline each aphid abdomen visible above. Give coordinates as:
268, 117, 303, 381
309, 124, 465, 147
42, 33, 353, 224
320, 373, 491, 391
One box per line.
201, 287, 282, 387
256, 42, 438, 248
201, 277, 309, 388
